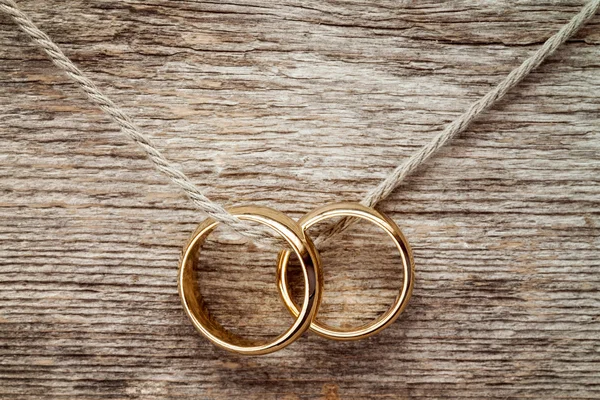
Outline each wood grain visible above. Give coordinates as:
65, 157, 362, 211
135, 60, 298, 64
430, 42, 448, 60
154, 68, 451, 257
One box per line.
1, 1, 599, 398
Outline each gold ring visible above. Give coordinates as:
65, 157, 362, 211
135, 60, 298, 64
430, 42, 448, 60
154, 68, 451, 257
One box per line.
276, 202, 414, 341
178, 206, 323, 355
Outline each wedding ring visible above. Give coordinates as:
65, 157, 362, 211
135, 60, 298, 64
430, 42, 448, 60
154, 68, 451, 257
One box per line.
276, 202, 414, 341
178, 206, 323, 355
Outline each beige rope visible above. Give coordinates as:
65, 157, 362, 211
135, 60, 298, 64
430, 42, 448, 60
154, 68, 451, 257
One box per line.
1, 0, 599, 246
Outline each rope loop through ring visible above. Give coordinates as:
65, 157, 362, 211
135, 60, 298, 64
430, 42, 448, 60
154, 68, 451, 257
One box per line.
276, 202, 414, 341
178, 206, 323, 355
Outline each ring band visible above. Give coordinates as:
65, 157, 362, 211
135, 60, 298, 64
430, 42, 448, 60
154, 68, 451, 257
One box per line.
276, 202, 414, 341
178, 206, 323, 355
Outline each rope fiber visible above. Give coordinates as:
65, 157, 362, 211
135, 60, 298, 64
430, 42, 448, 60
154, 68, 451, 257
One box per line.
1, 0, 599, 247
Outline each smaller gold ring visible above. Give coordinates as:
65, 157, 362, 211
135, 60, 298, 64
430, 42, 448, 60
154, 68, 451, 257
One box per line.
276, 202, 414, 341
178, 206, 323, 355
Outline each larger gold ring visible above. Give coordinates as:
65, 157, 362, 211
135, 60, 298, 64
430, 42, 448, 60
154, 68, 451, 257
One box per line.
276, 202, 414, 341
178, 206, 323, 355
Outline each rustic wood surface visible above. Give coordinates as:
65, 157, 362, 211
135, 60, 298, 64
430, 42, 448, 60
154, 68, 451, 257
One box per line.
1, 1, 599, 398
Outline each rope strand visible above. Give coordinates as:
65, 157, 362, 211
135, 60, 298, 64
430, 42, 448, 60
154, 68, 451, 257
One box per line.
0, 0, 278, 246
1, 0, 598, 246
315, 0, 600, 243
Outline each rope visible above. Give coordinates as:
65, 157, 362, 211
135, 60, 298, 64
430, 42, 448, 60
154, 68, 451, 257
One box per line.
0, 0, 277, 246
1, 0, 599, 246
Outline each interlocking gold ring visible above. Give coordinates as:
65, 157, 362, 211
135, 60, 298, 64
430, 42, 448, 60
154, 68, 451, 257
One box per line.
276, 202, 414, 341
178, 206, 323, 355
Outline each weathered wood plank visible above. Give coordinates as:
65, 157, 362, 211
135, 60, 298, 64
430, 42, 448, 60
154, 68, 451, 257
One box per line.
1, 1, 599, 398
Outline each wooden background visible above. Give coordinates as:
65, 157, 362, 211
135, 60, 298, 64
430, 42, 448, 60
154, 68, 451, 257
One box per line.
1, 1, 599, 398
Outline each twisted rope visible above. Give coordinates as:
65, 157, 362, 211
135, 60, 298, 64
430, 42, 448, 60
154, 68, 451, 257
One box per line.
0, 0, 277, 245
1, 0, 599, 246
316, 0, 600, 243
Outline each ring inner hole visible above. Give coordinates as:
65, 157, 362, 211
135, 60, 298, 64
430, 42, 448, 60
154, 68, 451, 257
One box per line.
287, 215, 404, 330
195, 220, 305, 342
